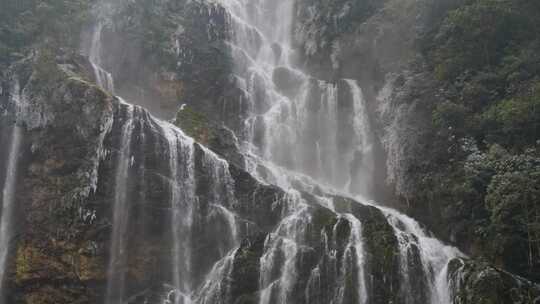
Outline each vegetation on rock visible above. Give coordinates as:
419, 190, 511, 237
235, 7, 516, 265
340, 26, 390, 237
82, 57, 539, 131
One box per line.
174, 105, 214, 145
401, 0, 540, 281
0, 0, 91, 66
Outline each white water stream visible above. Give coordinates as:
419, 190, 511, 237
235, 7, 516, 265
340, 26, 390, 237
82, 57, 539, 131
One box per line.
104, 101, 135, 304
216, 0, 463, 303
0, 124, 22, 304
83, 0, 464, 303
87, 4, 240, 303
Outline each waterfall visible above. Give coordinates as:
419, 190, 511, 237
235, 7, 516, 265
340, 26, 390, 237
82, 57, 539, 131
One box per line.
216, 2, 377, 302
373, 205, 463, 304
195, 249, 237, 304
301, 212, 370, 304
76, 0, 467, 303
341, 214, 368, 304
343, 80, 375, 197
217, 0, 462, 303
86, 9, 138, 303
0, 79, 25, 304
0, 124, 22, 303
218, 0, 376, 196
105, 101, 135, 304
160, 120, 196, 304
159, 117, 240, 304
258, 192, 308, 304
86, 5, 242, 302
89, 21, 115, 93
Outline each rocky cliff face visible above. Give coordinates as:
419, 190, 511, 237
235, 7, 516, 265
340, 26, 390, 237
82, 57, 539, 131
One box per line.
293, 0, 540, 284
0, 57, 404, 303
0, 54, 113, 303
0, 0, 539, 303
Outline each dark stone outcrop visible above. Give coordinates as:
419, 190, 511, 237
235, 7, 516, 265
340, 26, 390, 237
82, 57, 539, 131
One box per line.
448, 259, 540, 304
0, 55, 405, 303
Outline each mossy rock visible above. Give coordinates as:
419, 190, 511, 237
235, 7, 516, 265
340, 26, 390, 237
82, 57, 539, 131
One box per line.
13, 241, 105, 304
230, 234, 266, 302
329, 196, 401, 303
308, 206, 338, 245
448, 259, 540, 304
174, 105, 215, 144
21, 285, 90, 304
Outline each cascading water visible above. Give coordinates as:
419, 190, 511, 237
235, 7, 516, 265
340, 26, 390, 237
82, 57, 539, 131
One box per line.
219, 0, 375, 197
86, 3, 241, 303
0, 79, 25, 304
258, 192, 307, 304
2, 0, 527, 302
0, 122, 22, 304
217, 0, 462, 303
379, 206, 462, 304
160, 120, 196, 304
194, 249, 237, 304
86, 7, 139, 302
81, 0, 464, 303
89, 20, 114, 93
301, 208, 370, 304
341, 214, 368, 304
104, 101, 135, 304
344, 80, 375, 197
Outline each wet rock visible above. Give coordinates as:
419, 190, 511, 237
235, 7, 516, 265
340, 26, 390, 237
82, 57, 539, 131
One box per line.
272, 66, 305, 99
448, 259, 540, 304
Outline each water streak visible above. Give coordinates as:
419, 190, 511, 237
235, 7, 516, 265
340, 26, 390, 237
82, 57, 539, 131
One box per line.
195, 249, 237, 304
342, 214, 368, 304
89, 22, 115, 93
104, 103, 135, 304
257, 191, 309, 304
371, 203, 463, 304
0, 124, 22, 303
160, 120, 196, 304
344, 80, 375, 197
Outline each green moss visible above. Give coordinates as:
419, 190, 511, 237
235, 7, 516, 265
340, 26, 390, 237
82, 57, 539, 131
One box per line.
230, 236, 265, 302
311, 207, 338, 232
363, 212, 398, 271
0, 0, 91, 67
33, 50, 63, 92
481, 82, 540, 147
449, 259, 540, 304
234, 294, 258, 304
332, 196, 355, 213
174, 105, 215, 144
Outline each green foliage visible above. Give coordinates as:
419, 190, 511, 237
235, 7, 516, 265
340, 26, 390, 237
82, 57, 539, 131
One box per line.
424, 0, 540, 150
424, 0, 540, 151
479, 146, 540, 277
431, 0, 535, 81
433, 101, 471, 140
118, 0, 182, 67
174, 105, 215, 144
413, 0, 540, 274
482, 82, 540, 147
32, 48, 63, 94
0, 0, 91, 65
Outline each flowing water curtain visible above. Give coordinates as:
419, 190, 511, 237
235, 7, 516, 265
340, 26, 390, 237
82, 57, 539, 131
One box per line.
219, 0, 378, 196
377, 206, 463, 304
0, 81, 24, 304
79, 0, 465, 303
216, 0, 464, 303
258, 191, 309, 304
158, 119, 197, 303
105, 102, 136, 304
